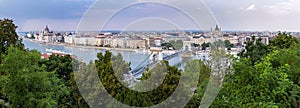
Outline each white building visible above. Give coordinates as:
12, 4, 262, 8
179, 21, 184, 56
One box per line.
74, 37, 97, 46
64, 35, 75, 44
34, 26, 63, 43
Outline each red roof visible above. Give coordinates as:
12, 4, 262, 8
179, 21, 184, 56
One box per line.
41, 53, 77, 59
41, 54, 50, 59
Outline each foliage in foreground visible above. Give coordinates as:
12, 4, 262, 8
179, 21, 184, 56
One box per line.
0, 47, 69, 107
212, 32, 300, 107
212, 51, 299, 107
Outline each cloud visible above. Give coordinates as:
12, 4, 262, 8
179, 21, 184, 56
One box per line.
262, 0, 300, 16
22, 18, 81, 31
201, 0, 300, 31
0, 0, 93, 19
3, 0, 300, 31
246, 4, 255, 11
0, 0, 96, 31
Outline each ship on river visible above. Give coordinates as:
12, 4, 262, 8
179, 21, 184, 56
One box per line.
43, 48, 77, 59
46, 48, 72, 55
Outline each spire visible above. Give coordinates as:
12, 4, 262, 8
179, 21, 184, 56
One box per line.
44, 25, 49, 33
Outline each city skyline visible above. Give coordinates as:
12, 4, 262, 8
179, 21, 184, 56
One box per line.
1, 0, 300, 32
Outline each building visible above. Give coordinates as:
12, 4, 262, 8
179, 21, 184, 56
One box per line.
112, 38, 127, 48
64, 35, 75, 45
260, 36, 269, 45
228, 35, 239, 45
34, 26, 64, 43
154, 38, 163, 47
126, 38, 147, 49
74, 37, 97, 46
190, 35, 212, 45
212, 25, 222, 38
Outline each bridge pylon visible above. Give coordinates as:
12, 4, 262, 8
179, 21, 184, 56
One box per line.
149, 47, 163, 62
183, 41, 193, 51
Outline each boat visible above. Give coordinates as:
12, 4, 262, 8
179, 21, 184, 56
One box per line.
45, 48, 72, 55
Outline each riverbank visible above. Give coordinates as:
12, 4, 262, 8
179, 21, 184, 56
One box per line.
23, 38, 138, 52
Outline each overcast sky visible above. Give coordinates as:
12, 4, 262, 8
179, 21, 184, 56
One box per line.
1, 0, 299, 32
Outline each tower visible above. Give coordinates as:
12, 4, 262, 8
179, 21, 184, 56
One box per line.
211, 25, 221, 42
214, 25, 221, 36
149, 47, 163, 63
43, 25, 50, 34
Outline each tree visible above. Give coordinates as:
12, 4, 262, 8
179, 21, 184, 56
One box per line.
41, 54, 92, 107
212, 51, 299, 107
224, 40, 234, 50
184, 60, 211, 108
238, 36, 269, 65
201, 42, 210, 50
212, 40, 234, 50
271, 45, 300, 85
73, 61, 101, 108
267, 32, 300, 84
161, 42, 174, 50
270, 45, 300, 107
210, 32, 300, 107
42, 54, 73, 81
170, 40, 183, 50
0, 19, 23, 56
269, 32, 299, 50
93, 51, 186, 107
111, 53, 131, 85
0, 47, 68, 107
192, 43, 200, 47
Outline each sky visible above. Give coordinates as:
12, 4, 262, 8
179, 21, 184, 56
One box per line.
0, 0, 299, 32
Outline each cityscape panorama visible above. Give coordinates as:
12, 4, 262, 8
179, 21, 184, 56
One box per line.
1, 0, 300, 107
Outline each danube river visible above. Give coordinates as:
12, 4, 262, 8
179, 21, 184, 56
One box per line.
22, 39, 187, 69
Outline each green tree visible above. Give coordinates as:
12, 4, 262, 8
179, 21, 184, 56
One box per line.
111, 53, 131, 82
74, 61, 101, 108
184, 60, 211, 108
224, 40, 234, 50
270, 45, 300, 83
41, 55, 91, 107
94, 51, 185, 107
138, 61, 183, 104
238, 36, 269, 65
42, 55, 73, 81
212, 51, 299, 107
270, 45, 300, 107
162, 42, 174, 50
269, 32, 299, 50
170, 40, 183, 50
192, 43, 200, 47
0, 19, 24, 62
201, 42, 210, 50
0, 47, 68, 107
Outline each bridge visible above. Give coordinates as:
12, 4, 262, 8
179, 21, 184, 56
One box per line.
124, 47, 188, 83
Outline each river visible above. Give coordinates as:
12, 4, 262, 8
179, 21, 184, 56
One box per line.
22, 39, 207, 71
23, 39, 150, 69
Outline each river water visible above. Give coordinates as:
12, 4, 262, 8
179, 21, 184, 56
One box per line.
23, 39, 207, 70
23, 39, 192, 69
23, 39, 152, 68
